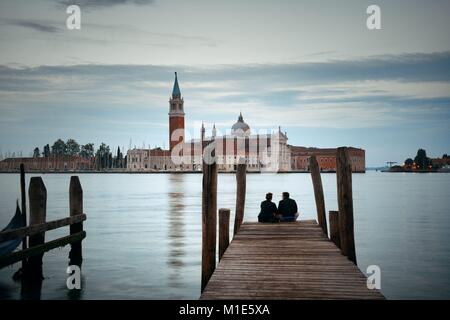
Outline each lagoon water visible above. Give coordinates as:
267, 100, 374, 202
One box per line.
0, 172, 449, 299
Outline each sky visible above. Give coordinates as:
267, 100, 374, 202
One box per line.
0, 0, 449, 166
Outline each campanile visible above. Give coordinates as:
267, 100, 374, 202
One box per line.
169, 72, 185, 151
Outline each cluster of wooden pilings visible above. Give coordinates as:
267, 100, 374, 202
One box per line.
201, 147, 358, 292
201, 157, 247, 292
309, 147, 357, 264
0, 165, 86, 281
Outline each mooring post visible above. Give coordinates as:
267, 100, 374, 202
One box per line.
336, 147, 357, 264
309, 155, 328, 236
27, 177, 47, 279
201, 161, 217, 292
219, 208, 230, 261
19, 164, 27, 268
329, 210, 340, 249
69, 176, 83, 267
234, 160, 246, 236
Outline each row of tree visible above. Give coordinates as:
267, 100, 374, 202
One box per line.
404, 149, 433, 170
33, 139, 127, 170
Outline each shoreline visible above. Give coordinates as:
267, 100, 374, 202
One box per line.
0, 170, 367, 174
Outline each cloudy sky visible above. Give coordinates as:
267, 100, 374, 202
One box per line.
0, 0, 449, 166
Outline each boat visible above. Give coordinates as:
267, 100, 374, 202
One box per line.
0, 202, 25, 256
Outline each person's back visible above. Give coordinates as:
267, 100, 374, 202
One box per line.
258, 193, 279, 223
278, 192, 299, 222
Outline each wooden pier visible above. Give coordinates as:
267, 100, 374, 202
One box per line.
200, 147, 384, 300
201, 220, 383, 299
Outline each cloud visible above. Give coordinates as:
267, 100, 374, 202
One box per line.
56, 0, 155, 9
0, 51, 449, 131
4, 19, 61, 33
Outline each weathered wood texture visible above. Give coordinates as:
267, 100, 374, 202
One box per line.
0, 214, 86, 242
309, 156, 328, 236
329, 211, 340, 249
336, 147, 357, 264
200, 221, 384, 300
234, 162, 247, 236
20, 164, 27, 255
218, 208, 230, 261
0, 231, 86, 269
27, 177, 47, 277
201, 162, 218, 292
69, 176, 83, 266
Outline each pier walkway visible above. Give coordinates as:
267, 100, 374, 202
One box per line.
200, 220, 384, 300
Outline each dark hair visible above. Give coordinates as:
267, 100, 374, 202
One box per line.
282, 192, 289, 199
266, 192, 273, 200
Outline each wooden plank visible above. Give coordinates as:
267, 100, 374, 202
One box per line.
69, 176, 84, 266
329, 210, 340, 248
27, 177, 46, 277
234, 161, 246, 236
336, 147, 357, 264
200, 221, 384, 300
0, 214, 86, 242
0, 231, 86, 269
201, 161, 217, 292
218, 208, 230, 261
309, 156, 328, 235
19, 163, 27, 268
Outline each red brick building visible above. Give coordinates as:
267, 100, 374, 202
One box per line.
0, 156, 94, 172
290, 146, 365, 173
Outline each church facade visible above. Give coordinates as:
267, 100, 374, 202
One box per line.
127, 73, 365, 173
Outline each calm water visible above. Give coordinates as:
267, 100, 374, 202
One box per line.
0, 172, 449, 299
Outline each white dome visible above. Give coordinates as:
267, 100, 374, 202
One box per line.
231, 113, 250, 136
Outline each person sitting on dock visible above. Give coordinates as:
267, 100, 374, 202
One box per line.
258, 193, 280, 223
277, 192, 299, 222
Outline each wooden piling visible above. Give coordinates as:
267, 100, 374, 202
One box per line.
329, 210, 340, 249
309, 156, 328, 236
69, 176, 83, 267
19, 164, 27, 267
233, 160, 246, 236
27, 177, 47, 279
201, 162, 217, 292
336, 147, 357, 264
218, 208, 230, 261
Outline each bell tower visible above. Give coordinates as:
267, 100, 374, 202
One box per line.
169, 72, 185, 151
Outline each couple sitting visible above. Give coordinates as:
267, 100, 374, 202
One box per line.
258, 192, 299, 223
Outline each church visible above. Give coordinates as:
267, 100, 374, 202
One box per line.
126, 73, 365, 173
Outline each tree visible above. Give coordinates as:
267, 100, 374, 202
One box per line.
115, 146, 123, 168
95, 143, 111, 170
43, 144, 50, 157
51, 139, 66, 156
80, 143, 94, 158
33, 147, 40, 158
404, 158, 413, 167
66, 139, 80, 156
414, 148, 430, 170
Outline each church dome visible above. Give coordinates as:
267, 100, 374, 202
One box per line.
231, 112, 250, 136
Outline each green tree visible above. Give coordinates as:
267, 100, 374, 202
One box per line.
80, 143, 94, 158
66, 139, 80, 156
43, 144, 50, 157
414, 148, 430, 170
95, 143, 111, 170
33, 147, 40, 158
404, 158, 413, 166
51, 139, 66, 156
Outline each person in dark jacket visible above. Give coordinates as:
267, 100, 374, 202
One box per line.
277, 192, 299, 222
258, 193, 279, 223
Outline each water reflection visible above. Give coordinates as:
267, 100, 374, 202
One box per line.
167, 174, 186, 289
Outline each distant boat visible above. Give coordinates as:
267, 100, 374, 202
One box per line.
0, 202, 24, 256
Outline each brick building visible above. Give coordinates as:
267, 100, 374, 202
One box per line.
0, 156, 94, 172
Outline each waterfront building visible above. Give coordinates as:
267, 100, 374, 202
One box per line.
127, 72, 366, 172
